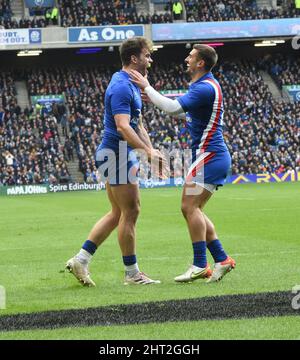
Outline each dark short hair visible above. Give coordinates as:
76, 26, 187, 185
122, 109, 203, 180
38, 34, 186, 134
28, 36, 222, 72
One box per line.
193, 44, 218, 71
119, 37, 153, 66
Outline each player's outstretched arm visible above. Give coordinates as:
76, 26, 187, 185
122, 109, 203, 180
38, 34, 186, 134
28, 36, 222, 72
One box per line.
129, 70, 184, 115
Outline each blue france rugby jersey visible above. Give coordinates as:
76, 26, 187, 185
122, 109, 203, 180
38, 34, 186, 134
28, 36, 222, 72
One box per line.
99, 70, 142, 152
177, 72, 228, 154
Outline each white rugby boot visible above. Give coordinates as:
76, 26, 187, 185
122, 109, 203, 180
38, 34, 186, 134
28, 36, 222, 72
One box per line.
174, 264, 212, 283
206, 256, 236, 283
65, 257, 96, 287
124, 271, 161, 285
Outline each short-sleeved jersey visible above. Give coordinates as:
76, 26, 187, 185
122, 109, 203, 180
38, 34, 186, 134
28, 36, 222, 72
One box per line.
177, 72, 228, 154
99, 70, 142, 152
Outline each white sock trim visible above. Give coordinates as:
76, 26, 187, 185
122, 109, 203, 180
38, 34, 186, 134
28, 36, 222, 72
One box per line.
76, 249, 92, 265
125, 263, 139, 276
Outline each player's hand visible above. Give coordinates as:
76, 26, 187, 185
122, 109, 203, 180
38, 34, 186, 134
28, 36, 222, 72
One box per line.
129, 70, 150, 90
148, 148, 170, 180
141, 91, 152, 103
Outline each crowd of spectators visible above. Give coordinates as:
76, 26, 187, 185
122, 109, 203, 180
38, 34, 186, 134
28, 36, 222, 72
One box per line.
0, 0, 11, 21
257, 54, 300, 89
56, 0, 300, 26
0, 1, 54, 29
24, 56, 299, 183
0, 71, 72, 186
184, 0, 299, 22
26, 66, 113, 183
58, 0, 139, 27
0, 0, 47, 28
215, 61, 299, 175
58, 0, 173, 27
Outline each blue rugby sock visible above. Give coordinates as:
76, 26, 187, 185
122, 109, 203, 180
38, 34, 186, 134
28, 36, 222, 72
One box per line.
76, 240, 97, 265
192, 241, 207, 268
123, 255, 137, 266
123, 255, 139, 276
82, 240, 97, 255
207, 239, 227, 263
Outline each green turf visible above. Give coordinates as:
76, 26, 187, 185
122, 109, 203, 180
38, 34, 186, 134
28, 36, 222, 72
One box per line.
0, 182, 299, 340
1, 316, 299, 340
0, 182, 299, 316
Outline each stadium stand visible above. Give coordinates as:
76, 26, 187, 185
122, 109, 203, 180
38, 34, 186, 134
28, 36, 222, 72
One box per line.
0, 0, 299, 28
257, 54, 300, 89
184, 0, 299, 22
0, 0, 47, 28
216, 61, 299, 175
25, 66, 113, 183
0, 0, 11, 20
0, 0, 15, 28
0, 71, 71, 186
58, 0, 140, 27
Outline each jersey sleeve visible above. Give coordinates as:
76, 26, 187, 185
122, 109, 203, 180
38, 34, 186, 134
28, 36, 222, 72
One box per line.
111, 83, 132, 115
177, 82, 215, 112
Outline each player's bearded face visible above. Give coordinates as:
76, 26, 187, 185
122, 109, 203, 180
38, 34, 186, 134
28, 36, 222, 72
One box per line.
137, 48, 152, 76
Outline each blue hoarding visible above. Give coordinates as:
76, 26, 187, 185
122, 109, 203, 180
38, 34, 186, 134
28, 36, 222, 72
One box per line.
1, 170, 299, 196
68, 25, 145, 43
139, 170, 300, 188
25, 0, 54, 7
152, 18, 300, 41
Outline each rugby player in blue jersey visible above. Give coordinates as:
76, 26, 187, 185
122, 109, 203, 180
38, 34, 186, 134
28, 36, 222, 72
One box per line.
130, 44, 236, 283
66, 37, 166, 286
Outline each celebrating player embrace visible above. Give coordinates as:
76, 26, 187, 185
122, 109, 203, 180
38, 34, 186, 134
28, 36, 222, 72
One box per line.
130, 44, 236, 283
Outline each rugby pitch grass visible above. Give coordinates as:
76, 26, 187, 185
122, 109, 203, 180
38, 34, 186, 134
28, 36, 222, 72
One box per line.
0, 182, 299, 339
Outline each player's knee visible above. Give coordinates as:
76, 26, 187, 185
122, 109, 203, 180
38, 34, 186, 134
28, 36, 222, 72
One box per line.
123, 204, 140, 222
181, 202, 192, 219
131, 205, 140, 219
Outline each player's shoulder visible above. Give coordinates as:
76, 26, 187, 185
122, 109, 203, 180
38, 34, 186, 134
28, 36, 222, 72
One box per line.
194, 76, 221, 96
190, 79, 214, 94
110, 72, 132, 93
201, 76, 221, 89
